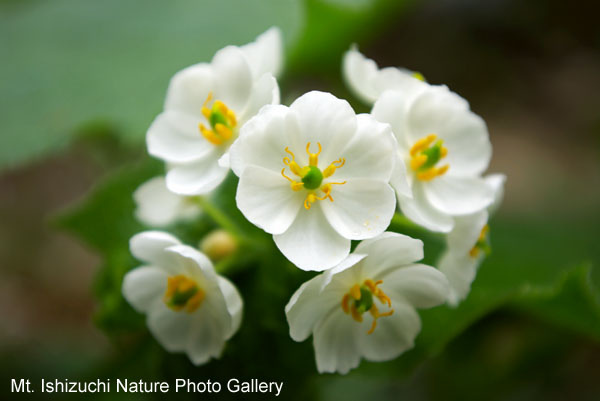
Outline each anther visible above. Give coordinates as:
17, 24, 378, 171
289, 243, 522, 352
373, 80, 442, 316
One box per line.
306, 142, 322, 166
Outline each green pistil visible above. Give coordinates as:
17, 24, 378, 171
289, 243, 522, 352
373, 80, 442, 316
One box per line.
354, 286, 373, 314
168, 286, 199, 308
209, 104, 229, 129
301, 166, 324, 190
419, 140, 444, 171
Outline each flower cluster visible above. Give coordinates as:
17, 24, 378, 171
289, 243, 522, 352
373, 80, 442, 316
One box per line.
122, 30, 505, 373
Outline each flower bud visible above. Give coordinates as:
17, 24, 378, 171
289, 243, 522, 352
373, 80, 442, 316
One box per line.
200, 229, 238, 263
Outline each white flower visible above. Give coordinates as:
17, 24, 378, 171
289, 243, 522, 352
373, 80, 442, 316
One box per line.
374, 84, 495, 233
285, 232, 449, 374
147, 27, 283, 195
345, 48, 495, 233
229, 91, 401, 271
122, 231, 243, 365
438, 174, 506, 306
343, 45, 427, 105
133, 176, 201, 227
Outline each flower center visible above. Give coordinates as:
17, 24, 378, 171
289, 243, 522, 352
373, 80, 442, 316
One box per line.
198, 92, 238, 146
163, 275, 205, 313
341, 279, 394, 334
469, 224, 491, 258
281, 142, 347, 210
409, 134, 449, 181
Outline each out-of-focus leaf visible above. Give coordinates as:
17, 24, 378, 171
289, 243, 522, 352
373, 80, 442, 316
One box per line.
288, 0, 413, 76
0, 0, 302, 169
56, 156, 163, 330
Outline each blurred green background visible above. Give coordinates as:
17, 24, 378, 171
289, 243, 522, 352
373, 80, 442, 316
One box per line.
1, 0, 599, 400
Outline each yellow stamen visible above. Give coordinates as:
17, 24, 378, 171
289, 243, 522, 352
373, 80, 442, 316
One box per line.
283, 147, 303, 176
409, 134, 450, 181
281, 143, 347, 210
412, 71, 426, 82
198, 92, 237, 146
350, 284, 361, 300
306, 142, 322, 166
341, 294, 351, 314
214, 123, 233, 141
367, 303, 394, 335
350, 304, 363, 322
281, 168, 304, 191
199, 123, 223, 145
341, 279, 394, 334
201, 92, 213, 120
409, 134, 437, 157
323, 158, 345, 178
416, 165, 449, 181
164, 275, 205, 313
410, 154, 428, 171
469, 224, 490, 258
304, 193, 317, 210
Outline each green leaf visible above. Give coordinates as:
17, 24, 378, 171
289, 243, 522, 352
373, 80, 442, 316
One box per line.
56, 156, 163, 331
0, 0, 302, 169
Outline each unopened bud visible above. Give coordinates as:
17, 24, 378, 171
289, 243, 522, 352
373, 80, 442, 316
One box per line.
200, 229, 238, 262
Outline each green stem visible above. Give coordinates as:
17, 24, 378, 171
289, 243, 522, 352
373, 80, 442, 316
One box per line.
195, 196, 245, 242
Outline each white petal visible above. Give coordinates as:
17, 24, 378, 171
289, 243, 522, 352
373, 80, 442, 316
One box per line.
211, 45, 253, 113
164, 63, 213, 115
331, 114, 396, 182
398, 183, 454, 233
229, 104, 299, 176
320, 179, 396, 240
147, 302, 194, 353
438, 251, 482, 307
236, 165, 304, 235
447, 210, 488, 254
218, 276, 244, 338
380, 263, 449, 308
485, 173, 506, 215
134, 177, 194, 227
313, 309, 362, 374
405, 85, 469, 142
406, 86, 491, 176
285, 274, 339, 342
122, 267, 168, 313
390, 151, 412, 198
218, 151, 230, 168
129, 231, 181, 271
240, 73, 280, 120
185, 309, 228, 365
320, 253, 367, 293
355, 232, 424, 278
289, 91, 358, 165
274, 205, 350, 271
358, 301, 421, 362
342, 46, 381, 104
164, 244, 219, 286
240, 27, 283, 78
371, 67, 428, 102
371, 90, 414, 151
424, 175, 494, 216
166, 151, 229, 195
147, 110, 213, 163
